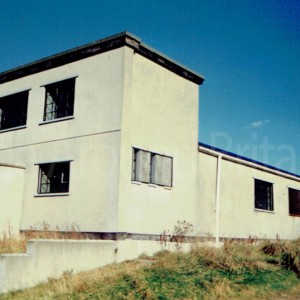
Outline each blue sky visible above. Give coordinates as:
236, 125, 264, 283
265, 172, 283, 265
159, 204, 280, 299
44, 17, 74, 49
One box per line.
1, 0, 299, 173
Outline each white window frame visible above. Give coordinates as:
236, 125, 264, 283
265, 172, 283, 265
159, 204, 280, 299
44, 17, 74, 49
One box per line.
35, 160, 72, 196
132, 148, 173, 187
42, 77, 76, 122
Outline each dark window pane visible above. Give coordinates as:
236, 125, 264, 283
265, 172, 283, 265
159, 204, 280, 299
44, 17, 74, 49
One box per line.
38, 162, 70, 194
43, 78, 75, 121
0, 91, 28, 130
255, 179, 273, 211
289, 188, 300, 215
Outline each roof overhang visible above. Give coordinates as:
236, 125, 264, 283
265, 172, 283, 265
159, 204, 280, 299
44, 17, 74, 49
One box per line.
199, 142, 300, 182
0, 32, 204, 85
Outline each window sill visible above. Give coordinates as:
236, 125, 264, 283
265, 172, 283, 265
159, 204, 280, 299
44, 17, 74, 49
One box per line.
163, 186, 172, 190
289, 214, 300, 217
34, 193, 70, 197
0, 125, 27, 133
148, 184, 157, 188
131, 181, 172, 189
254, 208, 275, 214
131, 181, 142, 185
39, 116, 74, 125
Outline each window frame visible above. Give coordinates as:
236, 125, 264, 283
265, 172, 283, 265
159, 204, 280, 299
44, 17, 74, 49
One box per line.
254, 178, 274, 212
131, 147, 173, 187
0, 90, 29, 132
42, 77, 76, 122
36, 161, 72, 195
288, 188, 300, 216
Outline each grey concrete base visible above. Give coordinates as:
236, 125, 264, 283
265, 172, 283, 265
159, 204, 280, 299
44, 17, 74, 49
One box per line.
0, 238, 196, 293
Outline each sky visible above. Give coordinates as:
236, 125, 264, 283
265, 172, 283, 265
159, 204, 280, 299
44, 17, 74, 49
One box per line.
0, 0, 299, 174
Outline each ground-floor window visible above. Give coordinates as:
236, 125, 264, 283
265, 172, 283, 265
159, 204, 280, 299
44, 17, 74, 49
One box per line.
131, 148, 173, 187
37, 162, 70, 194
289, 188, 300, 216
254, 179, 273, 211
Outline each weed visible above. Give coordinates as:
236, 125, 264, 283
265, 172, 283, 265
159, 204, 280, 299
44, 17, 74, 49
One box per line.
160, 220, 193, 250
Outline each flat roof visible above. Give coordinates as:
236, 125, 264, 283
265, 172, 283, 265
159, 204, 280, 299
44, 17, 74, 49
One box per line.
199, 142, 300, 181
0, 32, 204, 85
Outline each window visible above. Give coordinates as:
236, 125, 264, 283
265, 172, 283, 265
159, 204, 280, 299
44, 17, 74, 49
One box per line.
132, 148, 173, 187
38, 162, 70, 194
43, 78, 75, 121
0, 91, 28, 130
254, 179, 273, 211
289, 188, 300, 216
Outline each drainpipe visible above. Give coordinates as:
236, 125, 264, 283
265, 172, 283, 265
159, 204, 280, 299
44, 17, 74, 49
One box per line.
215, 155, 222, 247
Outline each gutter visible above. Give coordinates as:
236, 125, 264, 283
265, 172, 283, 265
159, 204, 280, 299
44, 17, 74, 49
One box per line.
198, 144, 300, 183
215, 155, 222, 247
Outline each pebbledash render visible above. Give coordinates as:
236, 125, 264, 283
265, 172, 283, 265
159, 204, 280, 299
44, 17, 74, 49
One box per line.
0, 32, 300, 243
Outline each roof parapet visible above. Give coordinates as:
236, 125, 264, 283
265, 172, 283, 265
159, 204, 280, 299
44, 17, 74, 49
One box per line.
0, 32, 204, 85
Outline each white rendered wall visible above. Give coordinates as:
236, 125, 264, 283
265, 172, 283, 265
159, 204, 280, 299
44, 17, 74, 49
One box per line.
0, 45, 202, 235
198, 152, 218, 238
0, 166, 24, 235
118, 48, 201, 235
198, 151, 300, 240
0, 48, 125, 232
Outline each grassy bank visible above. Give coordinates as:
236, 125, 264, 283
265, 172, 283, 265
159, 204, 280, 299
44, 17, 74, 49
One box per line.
1, 240, 300, 299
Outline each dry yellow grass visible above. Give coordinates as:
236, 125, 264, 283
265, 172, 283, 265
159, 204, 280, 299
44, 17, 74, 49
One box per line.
0, 227, 27, 254
0, 223, 87, 254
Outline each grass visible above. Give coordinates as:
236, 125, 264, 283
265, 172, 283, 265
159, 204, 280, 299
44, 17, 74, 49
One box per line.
0, 227, 27, 254
1, 239, 300, 299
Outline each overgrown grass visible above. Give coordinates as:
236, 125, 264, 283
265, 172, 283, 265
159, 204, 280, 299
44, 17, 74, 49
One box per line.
1, 240, 300, 299
0, 227, 27, 254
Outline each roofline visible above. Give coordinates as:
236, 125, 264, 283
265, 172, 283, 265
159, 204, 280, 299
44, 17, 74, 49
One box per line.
0, 31, 204, 85
198, 142, 300, 182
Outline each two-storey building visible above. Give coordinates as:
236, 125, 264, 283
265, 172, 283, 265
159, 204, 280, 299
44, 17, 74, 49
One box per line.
0, 32, 299, 242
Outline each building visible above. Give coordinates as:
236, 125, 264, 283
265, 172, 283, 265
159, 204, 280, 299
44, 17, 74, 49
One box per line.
198, 143, 300, 242
0, 31, 300, 244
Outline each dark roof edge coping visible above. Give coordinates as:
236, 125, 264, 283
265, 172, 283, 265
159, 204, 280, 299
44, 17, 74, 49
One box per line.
0, 31, 204, 85
198, 142, 300, 180
0, 31, 136, 76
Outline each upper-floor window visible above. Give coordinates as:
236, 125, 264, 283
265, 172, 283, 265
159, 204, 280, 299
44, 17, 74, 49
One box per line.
37, 162, 70, 194
0, 91, 29, 131
254, 179, 274, 211
288, 188, 300, 216
43, 78, 75, 121
132, 148, 173, 187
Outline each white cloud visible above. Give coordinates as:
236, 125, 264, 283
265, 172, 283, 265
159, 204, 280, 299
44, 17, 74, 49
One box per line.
251, 121, 263, 128
245, 119, 271, 129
